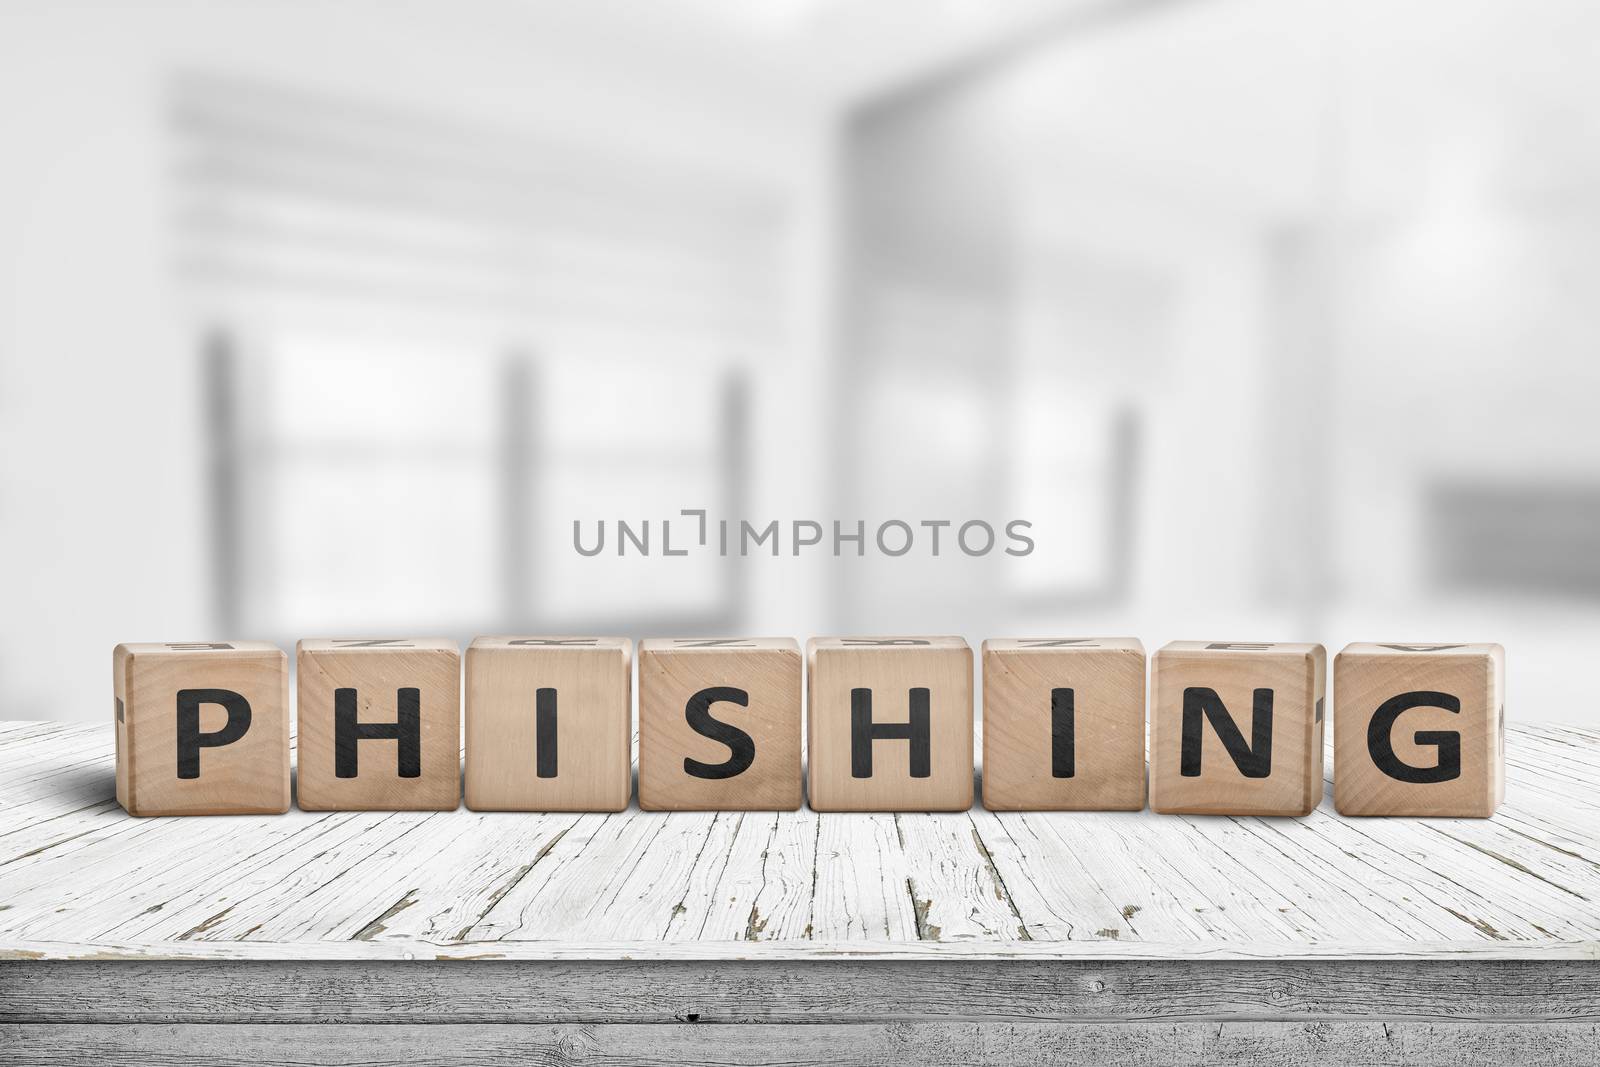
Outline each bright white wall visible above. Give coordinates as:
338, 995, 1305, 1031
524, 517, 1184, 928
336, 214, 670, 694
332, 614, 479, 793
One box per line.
0, 0, 832, 721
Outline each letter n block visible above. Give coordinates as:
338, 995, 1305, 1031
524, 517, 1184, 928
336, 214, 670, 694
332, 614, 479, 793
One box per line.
807, 637, 973, 812
981, 638, 1146, 811
1334, 643, 1504, 817
296, 639, 460, 811
465, 636, 632, 812
112, 642, 289, 816
638, 638, 801, 811
1150, 641, 1326, 816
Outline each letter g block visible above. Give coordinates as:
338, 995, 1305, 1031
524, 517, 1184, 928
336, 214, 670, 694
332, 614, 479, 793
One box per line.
1334, 643, 1504, 817
113, 642, 289, 816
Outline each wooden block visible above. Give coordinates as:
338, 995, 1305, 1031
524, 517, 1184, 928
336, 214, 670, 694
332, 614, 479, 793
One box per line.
638, 638, 801, 812
1150, 641, 1326, 816
806, 636, 973, 812
981, 637, 1146, 811
296, 638, 460, 811
112, 642, 290, 816
1334, 642, 1505, 817
465, 636, 632, 812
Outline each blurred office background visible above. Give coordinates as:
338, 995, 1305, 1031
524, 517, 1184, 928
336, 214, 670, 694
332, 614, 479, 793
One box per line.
2, 0, 1597, 724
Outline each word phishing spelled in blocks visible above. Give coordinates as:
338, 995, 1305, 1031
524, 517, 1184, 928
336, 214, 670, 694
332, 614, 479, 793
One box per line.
110, 637, 1506, 819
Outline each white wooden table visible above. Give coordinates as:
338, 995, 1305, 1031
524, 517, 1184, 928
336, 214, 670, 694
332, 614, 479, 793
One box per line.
2, 719, 1597, 1064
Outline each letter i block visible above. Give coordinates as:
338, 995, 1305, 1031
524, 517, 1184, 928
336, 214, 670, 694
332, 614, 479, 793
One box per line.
1150, 641, 1326, 816
113, 642, 290, 816
981, 638, 1146, 811
465, 637, 632, 812
639, 638, 802, 811
1335, 643, 1504, 817
296, 639, 460, 811
807, 637, 973, 812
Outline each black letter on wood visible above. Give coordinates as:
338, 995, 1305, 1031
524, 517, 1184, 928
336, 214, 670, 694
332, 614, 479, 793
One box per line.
335, 688, 421, 778
176, 689, 252, 779
684, 687, 756, 780
1181, 687, 1273, 778
851, 688, 931, 778
536, 687, 558, 778
1052, 688, 1075, 778
1368, 690, 1462, 783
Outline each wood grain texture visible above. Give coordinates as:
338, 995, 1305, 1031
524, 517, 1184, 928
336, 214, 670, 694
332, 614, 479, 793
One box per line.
3, 1020, 1598, 1067
7, 959, 1600, 1023
1335, 643, 1505, 817
806, 637, 973, 812
112, 642, 289, 816
465, 636, 631, 812
982, 638, 1146, 811
638, 638, 801, 811
1150, 642, 1326, 816
296, 639, 461, 811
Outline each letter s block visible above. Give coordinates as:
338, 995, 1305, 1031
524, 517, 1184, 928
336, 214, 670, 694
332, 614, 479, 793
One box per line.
638, 638, 801, 811
1334, 643, 1504, 817
465, 636, 632, 812
296, 638, 460, 811
112, 642, 289, 816
1150, 641, 1326, 816
806, 637, 973, 812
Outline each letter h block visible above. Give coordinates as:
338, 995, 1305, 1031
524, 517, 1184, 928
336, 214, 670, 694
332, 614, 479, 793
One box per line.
1334, 643, 1504, 817
113, 642, 290, 816
296, 639, 461, 811
806, 637, 973, 812
465, 636, 633, 812
1150, 641, 1326, 816
639, 638, 802, 811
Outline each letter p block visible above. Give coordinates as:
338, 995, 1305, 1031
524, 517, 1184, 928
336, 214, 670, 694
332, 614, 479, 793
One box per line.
806, 637, 973, 812
113, 642, 289, 816
1334, 643, 1504, 817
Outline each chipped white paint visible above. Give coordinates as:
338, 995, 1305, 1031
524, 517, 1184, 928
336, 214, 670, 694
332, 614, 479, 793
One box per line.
1, 722, 1597, 962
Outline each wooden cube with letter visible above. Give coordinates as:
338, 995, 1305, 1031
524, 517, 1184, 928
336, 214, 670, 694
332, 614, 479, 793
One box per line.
465, 636, 632, 812
981, 637, 1146, 811
638, 638, 801, 811
296, 638, 460, 811
112, 641, 290, 816
1150, 641, 1326, 816
807, 636, 973, 812
1334, 643, 1504, 817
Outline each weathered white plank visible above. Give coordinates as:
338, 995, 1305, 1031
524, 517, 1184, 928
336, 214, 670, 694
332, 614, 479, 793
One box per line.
462, 810, 626, 940
360, 810, 587, 942
891, 811, 1024, 941
567, 809, 721, 941
808, 812, 919, 940
3, 721, 1600, 963
3, 934, 1598, 961
662, 810, 760, 940
472, 808, 700, 940
18, 811, 368, 942
745, 804, 820, 940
